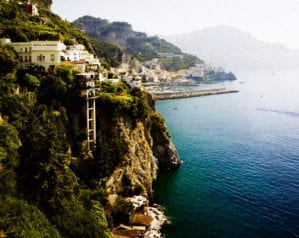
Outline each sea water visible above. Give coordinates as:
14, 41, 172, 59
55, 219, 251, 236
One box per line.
154, 70, 299, 238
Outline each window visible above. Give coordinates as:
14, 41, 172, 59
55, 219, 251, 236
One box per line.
20, 48, 22, 52
20, 56, 23, 62
37, 54, 44, 62
25, 47, 27, 52
51, 54, 55, 62
29, 56, 31, 62
25, 56, 27, 62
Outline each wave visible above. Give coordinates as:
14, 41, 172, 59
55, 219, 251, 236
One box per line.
257, 108, 299, 117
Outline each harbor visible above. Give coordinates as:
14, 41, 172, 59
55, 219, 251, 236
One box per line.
151, 88, 239, 100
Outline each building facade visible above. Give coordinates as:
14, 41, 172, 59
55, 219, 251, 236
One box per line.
10, 41, 66, 71
24, 1, 39, 16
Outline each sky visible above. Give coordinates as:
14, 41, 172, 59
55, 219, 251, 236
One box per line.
52, 0, 299, 49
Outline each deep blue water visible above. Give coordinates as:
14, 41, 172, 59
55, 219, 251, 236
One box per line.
154, 70, 299, 238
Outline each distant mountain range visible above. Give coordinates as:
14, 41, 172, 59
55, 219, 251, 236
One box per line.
73, 16, 202, 71
165, 25, 299, 71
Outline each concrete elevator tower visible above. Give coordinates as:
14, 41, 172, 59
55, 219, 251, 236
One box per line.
76, 64, 100, 152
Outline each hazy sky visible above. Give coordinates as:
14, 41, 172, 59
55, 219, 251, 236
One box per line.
52, 0, 299, 49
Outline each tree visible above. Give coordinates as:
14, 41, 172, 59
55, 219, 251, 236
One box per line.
0, 46, 18, 77
18, 106, 76, 206
0, 72, 17, 97
37, 74, 67, 105
51, 200, 111, 238
0, 122, 20, 197
0, 197, 60, 238
111, 196, 134, 226
16, 72, 40, 92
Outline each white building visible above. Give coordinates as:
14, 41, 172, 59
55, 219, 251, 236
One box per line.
0, 38, 11, 46
122, 75, 142, 88
186, 64, 205, 78
10, 41, 66, 71
63, 44, 85, 62
62, 43, 101, 69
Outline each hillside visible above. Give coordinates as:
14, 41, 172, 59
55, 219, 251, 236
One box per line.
73, 15, 202, 71
0, 0, 125, 67
0, 1, 181, 237
166, 25, 299, 71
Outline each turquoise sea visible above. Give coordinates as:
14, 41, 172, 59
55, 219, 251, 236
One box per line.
154, 70, 299, 238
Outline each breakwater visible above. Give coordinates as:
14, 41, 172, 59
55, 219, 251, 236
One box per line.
151, 88, 239, 100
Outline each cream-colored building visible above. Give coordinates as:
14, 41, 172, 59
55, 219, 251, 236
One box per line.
10, 41, 66, 71
0, 38, 11, 46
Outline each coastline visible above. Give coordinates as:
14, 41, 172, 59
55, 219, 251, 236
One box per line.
111, 195, 170, 238
151, 88, 239, 100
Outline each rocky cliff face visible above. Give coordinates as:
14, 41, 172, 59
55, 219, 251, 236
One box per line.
104, 119, 159, 197
72, 16, 202, 69
150, 113, 181, 171
95, 91, 181, 198
73, 16, 144, 48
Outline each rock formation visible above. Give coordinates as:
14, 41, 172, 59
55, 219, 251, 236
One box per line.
96, 94, 181, 198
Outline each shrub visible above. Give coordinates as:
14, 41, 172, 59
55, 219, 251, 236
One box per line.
111, 197, 134, 226
51, 201, 111, 238
0, 197, 60, 238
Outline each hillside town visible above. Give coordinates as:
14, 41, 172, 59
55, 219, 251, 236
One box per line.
1, 1, 235, 90
1, 37, 233, 92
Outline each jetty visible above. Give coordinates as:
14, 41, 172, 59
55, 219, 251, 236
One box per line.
151, 88, 239, 100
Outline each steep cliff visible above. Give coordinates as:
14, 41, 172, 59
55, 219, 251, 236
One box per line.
0, 2, 181, 236
93, 85, 181, 198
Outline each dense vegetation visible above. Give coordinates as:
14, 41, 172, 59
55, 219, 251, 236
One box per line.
0, 43, 113, 237
90, 38, 124, 68
0, 0, 125, 68
0, 40, 156, 236
0, 1, 90, 46
0, 1, 161, 236
73, 16, 203, 71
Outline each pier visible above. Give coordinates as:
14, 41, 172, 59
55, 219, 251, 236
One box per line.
151, 88, 239, 100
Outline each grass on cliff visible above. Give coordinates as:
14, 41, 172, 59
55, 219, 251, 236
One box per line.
97, 82, 152, 120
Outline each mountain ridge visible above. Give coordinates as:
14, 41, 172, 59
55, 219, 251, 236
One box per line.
165, 25, 299, 71
73, 15, 203, 71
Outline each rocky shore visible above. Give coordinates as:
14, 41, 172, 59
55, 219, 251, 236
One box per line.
97, 90, 181, 237
110, 195, 169, 238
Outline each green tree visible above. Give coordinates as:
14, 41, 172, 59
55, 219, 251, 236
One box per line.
24, 73, 40, 91
111, 196, 134, 226
51, 200, 111, 238
0, 122, 20, 197
37, 74, 67, 105
0, 72, 17, 97
55, 64, 76, 85
18, 106, 76, 206
0, 46, 18, 76
0, 197, 60, 238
